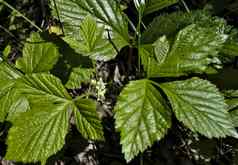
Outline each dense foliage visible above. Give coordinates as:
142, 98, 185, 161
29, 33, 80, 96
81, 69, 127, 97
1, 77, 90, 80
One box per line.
1, 0, 238, 164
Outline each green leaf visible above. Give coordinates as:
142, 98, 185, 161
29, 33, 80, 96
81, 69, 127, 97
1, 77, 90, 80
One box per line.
224, 90, 238, 111
73, 97, 104, 140
230, 109, 238, 127
6, 93, 29, 122
144, 0, 178, 15
5, 73, 72, 163
5, 73, 104, 163
0, 62, 22, 122
155, 24, 227, 77
114, 79, 171, 162
16, 32, 59, 73
66, 67, 94, 89
141, 10, 228, 44
153, 35, 170, 65
140, 36, 169, 77
51, 0, 129, 41
5, 100, 70, 164
3, 44, 11, 60
15, 73, 72, 103
222, 41, 238, 57
51, 0, 129, 61
63, 16, 127, 61
160, 77, 238, 138
224, 90, 238, 127
139, 44, 165, 77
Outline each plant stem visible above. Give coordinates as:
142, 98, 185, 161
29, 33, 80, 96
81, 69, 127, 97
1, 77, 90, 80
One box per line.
140, 154, 143, 165
1, 0, 43, 32
180, 0, 190, 13
137, 12, 142, 73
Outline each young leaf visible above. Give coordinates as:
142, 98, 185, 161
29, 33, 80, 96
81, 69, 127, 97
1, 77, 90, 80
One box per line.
160, 77, 238, 138
155, 24, 227, 77
134, 0, 146, 14
16, 33, 59, 73
139, 44, 166, 77
114, 79, 171, 162
73, 97, 104, 140
66, 67, 94, 89
153, 36, 170, 64
144, 0, 178, 15
5, 101, 70, 164
63, 16, 127, 61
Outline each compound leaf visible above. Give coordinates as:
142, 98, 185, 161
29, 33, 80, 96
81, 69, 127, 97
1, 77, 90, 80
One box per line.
114, 79, 171, 162
16, 33, 59, 73
5, 73, 72, 163
73, 97, 104, 140
160, 77, 238, 138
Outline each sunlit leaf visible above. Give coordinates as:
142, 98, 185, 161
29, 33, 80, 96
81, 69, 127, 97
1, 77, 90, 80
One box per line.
114, 79, 171, 162
160, 77, 238, 138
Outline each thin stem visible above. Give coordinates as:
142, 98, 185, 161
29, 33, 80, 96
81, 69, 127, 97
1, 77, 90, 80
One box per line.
137, 12, 142, 73
1, 0, 43, 32
140, 154, 143, 165
180, 0, 190, 13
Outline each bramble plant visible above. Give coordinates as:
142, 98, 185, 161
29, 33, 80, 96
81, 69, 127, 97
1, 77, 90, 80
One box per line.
1, 0, 238, 164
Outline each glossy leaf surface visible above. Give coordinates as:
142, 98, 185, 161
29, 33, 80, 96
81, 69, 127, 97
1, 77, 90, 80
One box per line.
16, 33, 59, 73
160, 77, 238, 138
73, 98, 104, 140
114, 79, 171, 162
153, 24, 227, 77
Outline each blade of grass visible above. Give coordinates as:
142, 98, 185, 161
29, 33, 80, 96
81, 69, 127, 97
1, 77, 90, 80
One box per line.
0, 0, 43, 32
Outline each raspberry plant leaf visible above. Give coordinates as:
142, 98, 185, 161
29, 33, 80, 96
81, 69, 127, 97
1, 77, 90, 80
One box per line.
51, 0, 129, 61
63, 16, 127, 61
73, 97, 104, 140
114, 79, 171, 162
153, 35, 170, 64
5, 73, 104, 163
5, 73, 72, 163
141, 10, 228, 44
16, 33, 59, 73
160, 77, 238, 138
5, 100, 70, 164
0, 62, 23, 122
15, 73, 72, 103
65, 67, 94, 89
140, 36, 170, 77
148, 24, 227, 77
